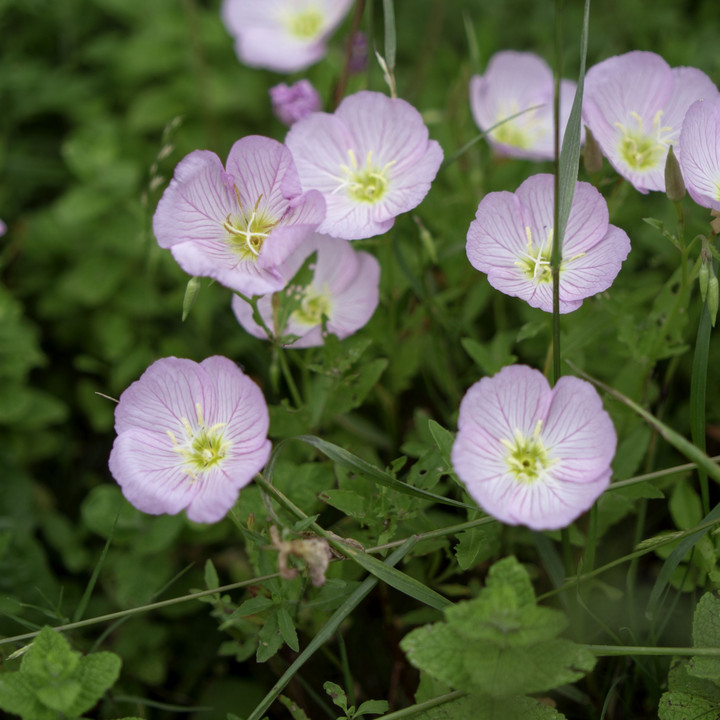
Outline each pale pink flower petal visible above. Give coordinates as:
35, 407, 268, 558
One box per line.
680, 99, 720, 212
232, 233, 380, 348
583, 51, 719, 193
286, 91, 443, 240
452, 365, 616, 531
109, 356, 271, 524
153, 136, 325, 296
466, 173, 630, 313
221, 0, 353, 72
469, 51, 581, 161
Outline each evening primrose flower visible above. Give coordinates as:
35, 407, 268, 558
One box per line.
285, 91, 443, 240
466, 173, 630, 313
221, 0, 353, 72
108, 356, 271, 524
232, 233, 380, 348
469, 50, 579, 161
679, 99, 720, 212
583, 50, 719, 193
270, 79, 322, 127
153, 135, 325, 297
452, 365, 616, 531
0, 219, 6, 236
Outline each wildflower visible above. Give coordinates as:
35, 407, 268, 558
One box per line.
466, 173, 630, 313
221, 0, 354, 73
232, 233, 380, 347
285, 90, 443, 240
153, 136, 325, 297
469, 50, 579, 161
0, 219, 5, 236
679, 99, 720, 212
108, 356, 271, 524
452, 365, 616, 531
270, 79, 322, 127
583, 50, 719, 193
347, 31, 369, 74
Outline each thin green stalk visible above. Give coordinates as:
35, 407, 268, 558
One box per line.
246, 539, 417, 720
276, 347, 303, 408
691, 298, 712, 516
0, 573, 283, 647
552, 0, 563, 386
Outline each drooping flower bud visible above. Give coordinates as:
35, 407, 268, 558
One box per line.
664, 145, 686, 202
270, 80, 322, 127
699, 262, 710, 303
708, 275, 719, 327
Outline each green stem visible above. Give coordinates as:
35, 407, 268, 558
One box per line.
374, 692, 466, 720
589, 645, 720, 657
551, 0, 563, 386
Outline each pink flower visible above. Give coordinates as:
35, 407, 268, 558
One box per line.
0, 219, 6, 236
470, 50, 579, 161
270, 80, 322, 127
285, 91, 443, 240
679, 99, 720, 212
452, 365, 616, 531
153, 135, 325, 296
583, 50, 719, 193
221, 0, 354, 72
109, 356, 271, 524
466, 173, 630, 313
232, 233, 380, 348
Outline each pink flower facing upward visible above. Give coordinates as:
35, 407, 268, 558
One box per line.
109, 357, 271, 524
270, 79, 322, 127
452, 365, 616, 531
285, 91, 444, 240
153, 136, 325, 297
232, 233, 380, 348
583, 50, 719, 193
470, 50, 579, 161
221, 0, 354, 72
466, 173, 630, 313
680, 99, 720, 212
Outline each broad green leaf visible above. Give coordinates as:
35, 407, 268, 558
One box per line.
670, 483, 703, 531
21, 627, 80, 680
67, 651, 122, 716
413, 693, 566, 720
356, 698, 390, 716
658, 691, 720, 720
0, 673, 57, 720
35, 679, 81, 712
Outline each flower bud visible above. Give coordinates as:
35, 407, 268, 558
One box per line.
708, 275, 719, 327
699, 261, 710, 303
269, 80, 321, 127
664, 145, 686, 202
582, 126, 603, 174
182, 276, 201, 321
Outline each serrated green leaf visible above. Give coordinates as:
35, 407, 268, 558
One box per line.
693, 593, 720, 647
277, 606, 300, 653
0, 673, 57, 720
257, 613, 282, 663
485, 556, 536, 608
21, 627, 79, 680
67, 651, 122, 716
658, 691, 720, 720
35, 679, 81, 712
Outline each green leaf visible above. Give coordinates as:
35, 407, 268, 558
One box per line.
230, 596, 275, 619
21, 627, 80, 680
66, 651, 122, 716
323, 681, 348, 712
279, 694, 311, 720
658, 691, 720, 720
454, 524, 499, 571
35, 679, 81, 712
204, 559, 219, 590
401, 557, 594, 699
413, 694, 566, 720
277, 606, 300, 653
256, 613, 283, 664
0, 673, 56, 720
670, 483, 703, 530
356, 698, 390, 716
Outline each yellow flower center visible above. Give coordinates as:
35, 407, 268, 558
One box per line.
615, 110, 675, 171
515, 226, 585, 284
287, 8, 324, 40
335, 149, 395, 204
490, 101, 548, 150
501, 421, 556, 484
291, 285, 332, 326
167, 404, 230, 479
223, 189, 278, 261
